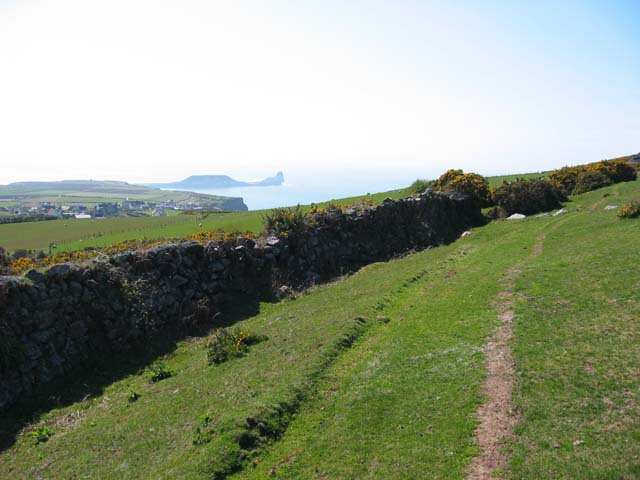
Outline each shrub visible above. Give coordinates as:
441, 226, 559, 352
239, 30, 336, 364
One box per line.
263, 206, 306, 236
206, 328, 266, 365
149, 362, 175, 383
549, 160, 637, 196
8, 257, 36, 275
434, 169, 490, 206
547, 166, 586, 196
30, 426, 54, 444
572, 170, 613, 195
587, 159, 637, 183
491, 178, 565, 216
409, 178, 435, 194
128, 391, 140, 403
618, 200, 640, 219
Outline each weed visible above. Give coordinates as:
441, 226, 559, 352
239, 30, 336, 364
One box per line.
30, 426, 54, 444
206, 328, 267, 365
149, 362, 175, 383
192, 414, 215, 445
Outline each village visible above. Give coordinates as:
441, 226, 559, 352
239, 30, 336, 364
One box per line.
0, 199, 206, 219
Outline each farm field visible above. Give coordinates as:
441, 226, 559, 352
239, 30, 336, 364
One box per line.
0, 188, 410, 253
1, 179, 638, 479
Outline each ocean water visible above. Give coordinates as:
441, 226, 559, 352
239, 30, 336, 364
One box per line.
183, 176, 412, 211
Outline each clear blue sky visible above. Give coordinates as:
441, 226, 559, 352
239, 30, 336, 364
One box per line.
0, 0, 638, 186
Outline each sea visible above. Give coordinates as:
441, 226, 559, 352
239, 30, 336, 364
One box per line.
180, 173, 418, 211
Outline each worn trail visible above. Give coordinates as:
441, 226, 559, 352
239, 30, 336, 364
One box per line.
467, 234, 546, 479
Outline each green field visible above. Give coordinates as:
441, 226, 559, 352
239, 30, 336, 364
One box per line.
1, 179, 638, 479
0, 188, 410, 253
486, 171, 546, 187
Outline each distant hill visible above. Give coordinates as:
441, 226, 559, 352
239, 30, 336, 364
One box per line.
151, 171, 285, 189
0, 180, 248, 211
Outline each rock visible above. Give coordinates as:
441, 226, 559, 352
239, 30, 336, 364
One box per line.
553, 208, 568, 216
210, 261, 225, 272
507, 213, 526, 220
25, 270, 45, 283
69, 281, 83, 295
68, 321, 87, 339
604, 205, 618, 210
171, 275, 189, 287
460, 230, 473, 238
31, 330, 53, 344
266, 236, 282, 248
536, 212, 552, 218
236, 237, 256, 249
278, 285, 292, 297
46, 264, 72, 278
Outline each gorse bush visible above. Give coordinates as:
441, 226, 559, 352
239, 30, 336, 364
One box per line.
548, 159, 636, 196
8, 257, 36, 275
547, 166, 586, 195
617, 200, 640, 219
434, 169, 491, 207
587, 159, 637, 184
572, 170, 613, 195
263, 206, 306, 236
491, 178, 565, 216
206, 327, 267, 365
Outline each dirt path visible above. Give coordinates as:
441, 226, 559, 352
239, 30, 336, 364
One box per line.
467, 234, 546, 479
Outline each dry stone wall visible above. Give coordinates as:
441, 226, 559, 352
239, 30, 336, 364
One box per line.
0, 190, 483, 411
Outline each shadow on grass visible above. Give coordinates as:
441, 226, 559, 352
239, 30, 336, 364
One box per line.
0, 294, 267, 453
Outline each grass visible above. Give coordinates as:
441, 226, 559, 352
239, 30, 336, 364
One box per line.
0, 178, 638, 479
507, 181, 640, 479
486, 171, 546, 187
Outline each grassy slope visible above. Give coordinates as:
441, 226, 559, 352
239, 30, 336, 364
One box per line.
0, 180, 638, 479
508, 181, 640, 479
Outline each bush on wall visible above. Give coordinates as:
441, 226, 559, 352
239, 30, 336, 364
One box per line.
491, 178, 565, 216
434, 169, 491, 207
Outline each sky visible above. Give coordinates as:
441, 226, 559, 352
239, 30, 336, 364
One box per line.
0, 0, 639, 187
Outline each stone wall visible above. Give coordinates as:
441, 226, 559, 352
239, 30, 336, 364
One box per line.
0, 190, 483, 411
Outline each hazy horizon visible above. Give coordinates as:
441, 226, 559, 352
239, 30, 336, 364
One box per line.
1, 1, 639, 185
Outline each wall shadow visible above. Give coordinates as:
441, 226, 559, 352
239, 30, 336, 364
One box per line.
0, 294, 264, 453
